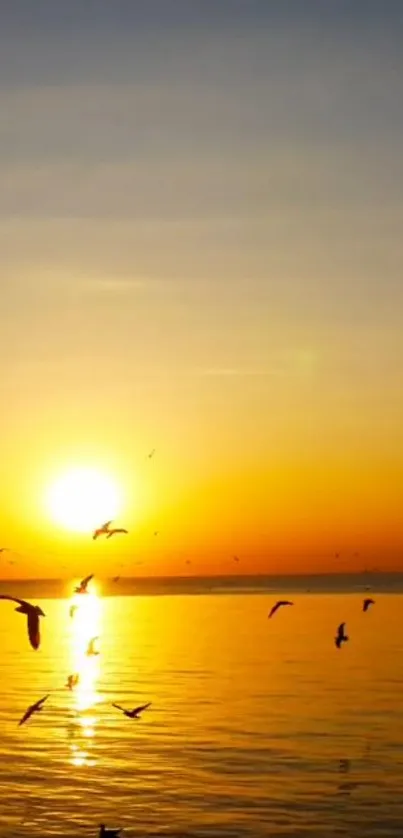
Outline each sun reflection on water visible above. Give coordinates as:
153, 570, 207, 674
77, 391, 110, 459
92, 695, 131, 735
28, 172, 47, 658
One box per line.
68, 582, 102, 766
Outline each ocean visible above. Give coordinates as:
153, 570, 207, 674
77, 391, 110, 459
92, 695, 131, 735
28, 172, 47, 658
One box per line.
0, 575, 402, 837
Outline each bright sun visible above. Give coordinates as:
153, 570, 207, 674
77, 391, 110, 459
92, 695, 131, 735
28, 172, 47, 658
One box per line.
46, 467, 121, 533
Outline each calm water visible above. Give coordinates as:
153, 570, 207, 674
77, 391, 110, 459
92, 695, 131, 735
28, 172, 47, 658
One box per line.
0, 585, 403, 837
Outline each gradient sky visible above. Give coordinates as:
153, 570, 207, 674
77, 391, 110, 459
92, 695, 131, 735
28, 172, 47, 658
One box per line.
1, 1, 402, 578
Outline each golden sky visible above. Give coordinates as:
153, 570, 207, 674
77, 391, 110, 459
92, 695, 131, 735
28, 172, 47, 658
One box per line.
1, 2, 402, 578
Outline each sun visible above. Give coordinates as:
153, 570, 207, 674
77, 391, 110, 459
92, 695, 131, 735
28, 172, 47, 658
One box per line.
46, 466, 121, 533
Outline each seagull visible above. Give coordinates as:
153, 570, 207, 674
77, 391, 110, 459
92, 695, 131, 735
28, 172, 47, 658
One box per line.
74, 573, 94, 594
335, 622, 349, 649
0, 547, 9, 553
18, 694, 49, 726
154, 531, 159, 536
99, 825, 121, 838
112, 701, 151, 719
268, 600, 293, 619
363, 598, 375, 612
0, 595, 45, 649
66, 673, 79, 690
147, 449, 155, 459
86, 636, 100, 656
93, 521, 113, 540
69, 604, 78, 618
233, 555, 240, 563
113, 575, 120, 583
106, 528, 128, 539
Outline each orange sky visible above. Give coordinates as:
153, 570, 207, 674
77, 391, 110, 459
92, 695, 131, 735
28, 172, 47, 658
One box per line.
1, 4, 402, 578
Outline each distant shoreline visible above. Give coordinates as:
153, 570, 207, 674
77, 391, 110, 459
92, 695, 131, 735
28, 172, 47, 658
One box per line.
1, 571, 403, 598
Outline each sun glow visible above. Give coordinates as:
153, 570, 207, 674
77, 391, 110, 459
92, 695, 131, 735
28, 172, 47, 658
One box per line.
68, 583, 102, 767
46, 466, 121, 533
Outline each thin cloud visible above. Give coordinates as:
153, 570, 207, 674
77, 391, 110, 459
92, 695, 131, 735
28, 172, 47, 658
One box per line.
194, 367, 286, 378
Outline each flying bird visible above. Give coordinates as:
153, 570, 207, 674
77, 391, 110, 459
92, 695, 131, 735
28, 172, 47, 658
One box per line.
99, 825, 121, 838
335, 622, 349, 649
93, 521, 113, 540
233, 555, 240, 563
69, 604, 78, 618
0, 595, 45, 649
363, 598, 375, 612
86, 636, 100, 656
147, 449, 155, 459
0, 547, 8, 553
112, 701, 151, 719
66, 673, 79, 690
106, 528, 128, 539
74, 573, 94, 594
154, 531, 159, 536
268, 600, 293, 619
113, 575, 120, 583
18, 694, 49, 727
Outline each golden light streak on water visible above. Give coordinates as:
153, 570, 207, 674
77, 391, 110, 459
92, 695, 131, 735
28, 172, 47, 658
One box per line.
68, 580, 102, 766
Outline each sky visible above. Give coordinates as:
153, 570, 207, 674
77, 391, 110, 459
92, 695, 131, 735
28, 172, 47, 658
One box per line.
1, 0, 402, 578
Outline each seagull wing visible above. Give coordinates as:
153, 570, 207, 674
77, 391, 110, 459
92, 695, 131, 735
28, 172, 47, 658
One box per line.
0, 594, 30, 609
18, 704, 35, 726
18, 695, 48, 726
80, 574, 94, 589
268, 602, 280, 618
337, 622, 345, 637
112, 703, 125, 714
27, 610, 40, 649
133, 702, 151, 715
35, 694, 49, 711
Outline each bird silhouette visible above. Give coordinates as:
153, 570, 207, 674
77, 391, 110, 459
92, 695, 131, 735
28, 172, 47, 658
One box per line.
335, 622, 349, 649
74, 573, 94, 594
93, 521, 113, 540
66, 673, 79, 690
233, 555, 240, 562
99, 825, 121, 838
268, 600, 293, 619
113, 575, 120, 583
363, 598, 375, 612
106, 528, 128, 539
0, 547, 9, 553
86, 636, 100, 656
112, 701, 151, 719
69, 604, 78, 618
18, 694, 49, 726
0, 595, 45, 649
147, 449, 155, 459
